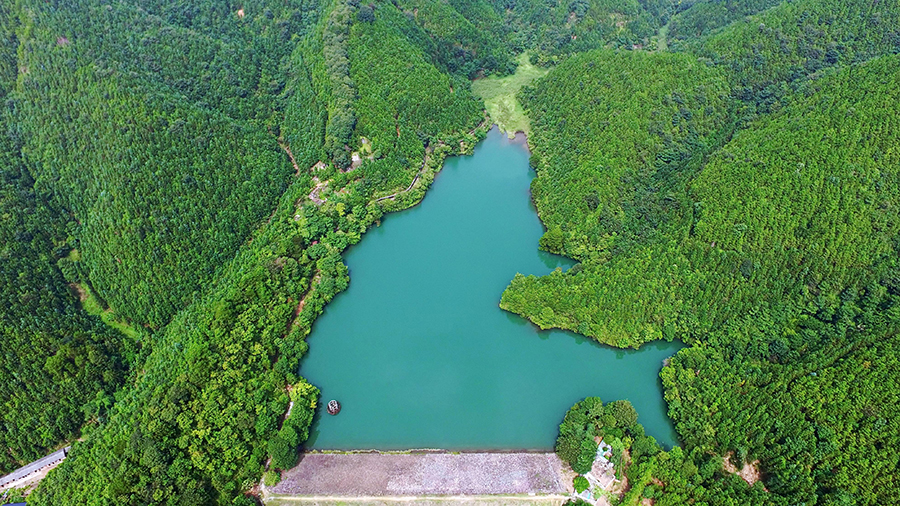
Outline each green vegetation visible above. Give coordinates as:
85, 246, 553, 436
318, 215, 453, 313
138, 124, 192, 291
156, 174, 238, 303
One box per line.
651, 55, 900, 505
698, 0, 900, 118
573, 475, 589, 493
392, 0, 516, 77
503, 1, 900, 344
0, 124, 132, 474
556, 398, 667, 499
6, 0, 488, 502
0, 40, 133, 471
13, 0, 306, 329
0, 488, 27, 504
4, 0, 900, 503
501, 49, 732, 346
516, 1, 900, 504
556, 397, 644, 469
347, 2, 485, 194
73, 280, 143, 342
472, 53, 548, 136
666, 0, 784, 48
655, 22, 668, 51
269, 381, 319, 471
262, 470, 281, 488
495, 0, 671, 63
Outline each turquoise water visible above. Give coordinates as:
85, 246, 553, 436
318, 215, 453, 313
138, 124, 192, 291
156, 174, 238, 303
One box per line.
301, 128, 683, 450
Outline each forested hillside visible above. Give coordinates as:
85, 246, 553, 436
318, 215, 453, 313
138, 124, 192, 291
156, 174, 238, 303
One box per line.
0, 8, 134, 474
656, 55, 900, 506
10, 0, 315, 328
391, 0, 516, 77
665, 0, 783, 47
346, 1, 485, 194
698, 0, 900, 117
28, 172, 330, 504
501, 49, 733, 346
502, 0, 900, 347
0, 113, 132, 475
502, 0, 900, 503
7, 0, 489, 503
496, 0, 671, 62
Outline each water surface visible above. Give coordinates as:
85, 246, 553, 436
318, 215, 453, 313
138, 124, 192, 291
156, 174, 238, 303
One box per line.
301, 128, 683, 450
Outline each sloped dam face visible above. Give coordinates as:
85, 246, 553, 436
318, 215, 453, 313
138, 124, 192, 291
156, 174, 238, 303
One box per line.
300, 127, 683, 451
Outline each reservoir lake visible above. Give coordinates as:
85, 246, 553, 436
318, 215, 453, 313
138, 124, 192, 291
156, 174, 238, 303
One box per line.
301, 127, 684, 450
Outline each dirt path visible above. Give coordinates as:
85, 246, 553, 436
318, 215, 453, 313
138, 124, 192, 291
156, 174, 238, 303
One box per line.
279, 141, 302, 176
374, 152, 430, 202
723, 453, 764, 487
373, 118, 487, 204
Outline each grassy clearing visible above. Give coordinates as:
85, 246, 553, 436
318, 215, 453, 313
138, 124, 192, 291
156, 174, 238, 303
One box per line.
64, 250, 143, 339
656, 23, 669, 51
77, 282, 143, 340
472, 53, 548, 137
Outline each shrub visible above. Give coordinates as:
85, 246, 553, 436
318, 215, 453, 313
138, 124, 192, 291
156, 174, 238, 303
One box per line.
263, 470, 281, 487
574, 475, 590, 493
573, 436, 597, 474
268, 435, 297, 470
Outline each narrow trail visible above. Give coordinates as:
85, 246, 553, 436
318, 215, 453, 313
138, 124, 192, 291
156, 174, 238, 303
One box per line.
279, 140, 303, 176
375, 152, 430, 202
373, 119, 487, 204
294, 271, 322, 317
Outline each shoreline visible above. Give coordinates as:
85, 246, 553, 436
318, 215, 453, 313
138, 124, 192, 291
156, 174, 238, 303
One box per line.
509, 129, 531, 154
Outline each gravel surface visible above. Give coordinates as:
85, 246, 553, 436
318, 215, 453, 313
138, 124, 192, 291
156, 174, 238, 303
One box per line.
266, 498, 565, 505
268, 452, 568, 497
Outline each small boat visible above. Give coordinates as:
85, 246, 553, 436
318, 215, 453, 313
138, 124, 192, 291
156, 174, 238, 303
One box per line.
327, 399, 341, 415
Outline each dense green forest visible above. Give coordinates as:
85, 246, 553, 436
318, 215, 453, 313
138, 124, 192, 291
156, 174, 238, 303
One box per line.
492, 0, 671, 62
5, 0, 487, 503
501, 48, 734, 346
2, 0, 899, 504
0, 104, 132, 475
502, 0, 900, 343
665, 0, 784, 47
12, 0, 309, 328
502, 0, 900, 503
0, 6, 134, 474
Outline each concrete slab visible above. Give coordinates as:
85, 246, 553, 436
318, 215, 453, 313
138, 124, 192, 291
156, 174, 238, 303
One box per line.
265, 452, 569, 503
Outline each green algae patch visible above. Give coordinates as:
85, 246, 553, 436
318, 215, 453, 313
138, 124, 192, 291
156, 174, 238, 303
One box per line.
472, 53, 548, 137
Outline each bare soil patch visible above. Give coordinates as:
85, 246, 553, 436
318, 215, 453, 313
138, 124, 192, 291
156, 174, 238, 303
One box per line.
69, 283, 89, 302
723, 453, 764, 487
308, 179, 328, 206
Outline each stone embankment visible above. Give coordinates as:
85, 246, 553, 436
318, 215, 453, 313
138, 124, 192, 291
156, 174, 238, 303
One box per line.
264, 451, 571, 505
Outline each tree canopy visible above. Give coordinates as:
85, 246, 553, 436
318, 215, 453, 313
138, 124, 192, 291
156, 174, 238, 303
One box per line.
2, 0, 899, 504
